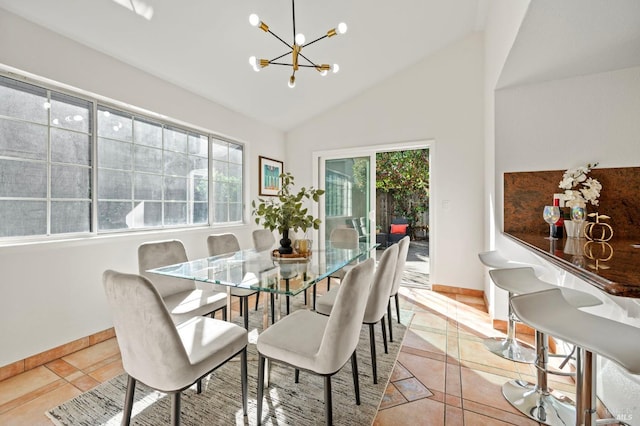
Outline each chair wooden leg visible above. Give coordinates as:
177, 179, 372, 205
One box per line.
122, 375, 136, 426
381, 318, 388, 354
387, 300, 394, 343
196, 379, 202, 394
243, 296, 249, 330
257, 355, 266, 426
170, 392, 181, 426
395, 294, 401, 324
324, 375, 333, 426
241, 348, 248, 417
255, 291, 260, 311
351, 351, 361, 405
295, 368, 300, 383
222, 306, 227, 322
369, 323, 378, 384
327, 276, 331, 291
239, 297, 243, 316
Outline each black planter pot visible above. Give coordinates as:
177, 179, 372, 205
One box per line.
278, 229, 293, 254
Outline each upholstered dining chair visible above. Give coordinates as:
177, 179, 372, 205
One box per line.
316, 243, 399, 383
387, 236, 410, 342
103, 270, 248, 426
207, 233, 260, 329
312, 227, 360, 310
252, 229, 276, 252
138, 239, 227, 324
256, 258, 375, 426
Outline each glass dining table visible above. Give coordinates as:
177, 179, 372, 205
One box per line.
147, 241, 379, 330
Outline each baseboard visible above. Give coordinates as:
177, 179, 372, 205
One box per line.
431, 284, 483, 298
0, 328, 115, 382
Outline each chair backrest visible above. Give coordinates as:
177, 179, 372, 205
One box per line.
389, 236, 410, 296
317, 258, 375, 374
330, 227, 359, 249
102, 270, 190, 391
207, 233, 241, 256
253, 229, 276, 252
138, 239, 194, 297
363, 244, 399, 323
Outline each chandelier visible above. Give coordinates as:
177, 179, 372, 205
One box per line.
248, 0, 347, 88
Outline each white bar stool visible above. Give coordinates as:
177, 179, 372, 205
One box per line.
479, 251, 546, 363
491, 267, 603, 426
511, 288, 640, 426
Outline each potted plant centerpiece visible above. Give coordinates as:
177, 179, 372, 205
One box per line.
251, 172, 324, 255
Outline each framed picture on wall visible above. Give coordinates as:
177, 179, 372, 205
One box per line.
259, 156, 283, 196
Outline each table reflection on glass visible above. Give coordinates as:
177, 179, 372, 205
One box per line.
147, 241, 379, 329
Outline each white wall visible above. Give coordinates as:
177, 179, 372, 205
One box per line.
482, 0, 530, 319
0, 11, 285, 366
286, 33, 485, 289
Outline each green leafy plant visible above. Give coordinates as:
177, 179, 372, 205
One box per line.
251, 172, 325, 234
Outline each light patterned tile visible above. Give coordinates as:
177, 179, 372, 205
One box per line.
397, 352, 445, 393
70, 374, 100, 392
62, 339, 120, 371
0, 367, 59, 407
44, 360, 78, 378
374, 397, 445, 426
379, 383, 407, 410
390, 361, 412, 382
394, 377, 433, 401
0, 383, 81, 426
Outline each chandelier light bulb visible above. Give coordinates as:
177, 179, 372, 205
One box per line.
337, 22, 348, 34
288, 75, 296, 88
320, 70, 328, 77
332, 63, 340, 74
249, 13, 260, 26
295, 33, 306, 45
249, 56, 257, 66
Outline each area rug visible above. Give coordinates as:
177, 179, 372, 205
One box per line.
46, 296, 412, 426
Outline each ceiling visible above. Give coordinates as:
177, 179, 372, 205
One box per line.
498, 0, 640, 89
0, 0, 486, 131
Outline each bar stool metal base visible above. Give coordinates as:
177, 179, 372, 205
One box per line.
502, 379, 575, 426
483, 337, 536, 363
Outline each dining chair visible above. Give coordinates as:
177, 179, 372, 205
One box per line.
207, 233, 260, 329
387, 236, 410, 342
138, 239, 227, 324
102, 270, 248, 426
252, 229, 276, 252
316, 243, 399, 383
256, 258, 375, 426
313, 227, 360, 310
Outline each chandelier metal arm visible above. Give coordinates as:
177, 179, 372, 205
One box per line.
266, 29, 294, 51
301, 34, 330, 49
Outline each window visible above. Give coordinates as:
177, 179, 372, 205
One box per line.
0, 74, 244, 240
97, 107, 212, 231
0, 76, 92, 237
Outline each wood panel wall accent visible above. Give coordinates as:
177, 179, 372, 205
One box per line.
504, 167, 640, 239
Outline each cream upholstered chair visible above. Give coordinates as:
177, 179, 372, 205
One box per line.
314, 227, 360, 309
103, 270, 248, 426
207, 233, 260, 329
256, 258, 375, 426
252, 229, 276, 252
387, 236, 410, 342
316, 243, 398, 383
138, 239, 227, 324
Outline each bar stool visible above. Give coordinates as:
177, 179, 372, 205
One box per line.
479, 251, 546, 363
510, 288, 640, 426
491, 267, 603, 426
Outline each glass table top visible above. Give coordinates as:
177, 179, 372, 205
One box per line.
147, 241, 379, 296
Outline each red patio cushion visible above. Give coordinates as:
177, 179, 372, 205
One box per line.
390, 224, 408, 234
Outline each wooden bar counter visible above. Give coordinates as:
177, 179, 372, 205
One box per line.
505, 232, 640, 299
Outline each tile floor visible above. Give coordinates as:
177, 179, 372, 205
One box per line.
0, 285, 579, 425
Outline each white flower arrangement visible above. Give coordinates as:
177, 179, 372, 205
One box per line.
559, 162, 602, 206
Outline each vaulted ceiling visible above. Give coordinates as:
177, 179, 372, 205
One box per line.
0, 0, 487, 131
